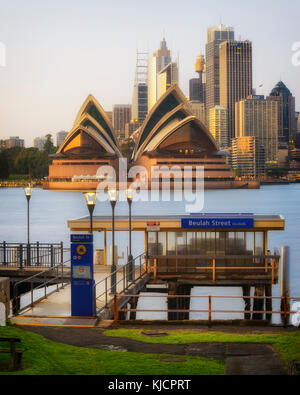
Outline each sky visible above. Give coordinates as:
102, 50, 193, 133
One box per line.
0, 0, 299, 146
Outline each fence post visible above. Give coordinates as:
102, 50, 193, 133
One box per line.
283, 296, 288, 328
60, 242, 63, 265
27, 243, 31, 267
208, 295, 212, 327
50, 245, 54, 267
3, 241, 6, 265
114, 294, 119, 324
19, 244, 23, 270
212, 259, 216, 284
154, 259, 157, 283
37, 243, 39, 264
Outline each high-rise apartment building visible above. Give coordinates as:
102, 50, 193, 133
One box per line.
148, 38, 172, 112
231, 136, 265, 178
205, 25, 234, 116
113, 104, 132, 141
235, 95, 279, 166
209, 106, 228, 149
5, 136, 24, 149
56, 131, 68, 148
132, 51, 148, 123
219, 40, 253, 139
269, 81, 296, 144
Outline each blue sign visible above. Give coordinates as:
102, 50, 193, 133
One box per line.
71, 234, 95, 317
181, 217, 254, 229
71, 234, 93, 243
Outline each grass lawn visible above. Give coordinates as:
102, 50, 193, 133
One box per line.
0, 326, 224, 375
105, 328, 300, 372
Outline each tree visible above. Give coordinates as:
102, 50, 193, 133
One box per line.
0, 151, 9, 179
43, 134, 57, 155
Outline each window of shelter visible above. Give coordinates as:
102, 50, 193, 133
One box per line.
148, 231, 265, 256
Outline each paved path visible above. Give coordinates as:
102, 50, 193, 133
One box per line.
19, 325, 288, 375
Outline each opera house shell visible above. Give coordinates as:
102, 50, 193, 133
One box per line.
46, 94, 122, 190
46, 86, 257, 190
132, 85, 236, 189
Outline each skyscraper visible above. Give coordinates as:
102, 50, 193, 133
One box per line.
148, 38, 172, 112
235, 95, 279, 166
205, 25, 234, 115
113, 105, 132, 141
209, 106, 228, 149
219, 40, 253, 139
157, 61, 179, 100
269, 81, 296, 144
132, 50, 148, 123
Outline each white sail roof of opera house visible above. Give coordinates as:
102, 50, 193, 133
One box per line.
56, 94, 122, 158
132, 84, 219, 161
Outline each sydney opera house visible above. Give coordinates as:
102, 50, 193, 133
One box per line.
45, 85, 258, 190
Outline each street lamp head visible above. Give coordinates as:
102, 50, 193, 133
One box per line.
126, 188, 135, 201
84, 192, 97, 207
107, 189, 118, 203
24, 186, 33, 200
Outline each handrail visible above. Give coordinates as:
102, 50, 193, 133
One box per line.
12, 259, 71, 315
94, 252, 147, 316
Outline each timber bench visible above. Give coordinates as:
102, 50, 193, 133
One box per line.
0, 337, 25, 370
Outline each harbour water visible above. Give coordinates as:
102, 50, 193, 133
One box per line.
0, 185, 299, 321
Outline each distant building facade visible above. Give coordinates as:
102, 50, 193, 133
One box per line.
5, 136, 24, 149
189, 101, 207, 127
235, 95, 279, 166
205, 25, 234, 116
113, 104, 132, 141
148, 38, 172, 112
231, 136, 265, 178
33, 136, 47, 150
157, 62, 179, 100
56, 131, 68, 148
219, 40, 253, 140
269, 81, 296, 144
209, 106, 228, 149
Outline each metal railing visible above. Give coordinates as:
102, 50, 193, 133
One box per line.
111, 293, 300, 326
94, 252, 148, 316
12, 260, 71, 315
0, 242, 69, 269
148, 254, 280, 284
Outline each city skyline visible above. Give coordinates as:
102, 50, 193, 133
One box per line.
0, 0, 299, 146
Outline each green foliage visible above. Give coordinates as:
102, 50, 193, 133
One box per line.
0, 326, 224, 375
0, 135, 58, 180
0, 151, 9, 179
43, 134, 57, 155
